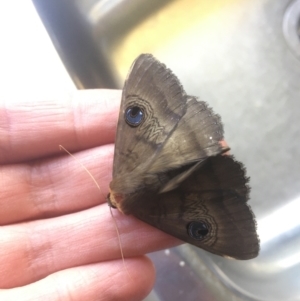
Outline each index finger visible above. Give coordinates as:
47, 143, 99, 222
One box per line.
0, 89, 121, 164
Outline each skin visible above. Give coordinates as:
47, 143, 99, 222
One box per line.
0, 89, 181, 301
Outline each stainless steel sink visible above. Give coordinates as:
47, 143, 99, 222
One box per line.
32, 0, 300, 300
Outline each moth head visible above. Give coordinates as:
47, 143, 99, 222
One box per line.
107, 189, 125, 213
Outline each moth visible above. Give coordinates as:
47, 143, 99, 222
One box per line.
108, 54, 259, 260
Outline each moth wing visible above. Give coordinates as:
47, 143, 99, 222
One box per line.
157, 97, 226, 191
148, 96, 224, 175
112, 54, 225, 195
113, 54, 187, 178
129, 155, 259, 259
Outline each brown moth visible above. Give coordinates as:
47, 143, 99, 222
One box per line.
108, 54, 259, 260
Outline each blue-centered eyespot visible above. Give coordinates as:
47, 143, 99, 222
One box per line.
187, 221, 209, 240
125, 106, 144, 126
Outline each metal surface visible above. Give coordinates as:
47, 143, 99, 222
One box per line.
32, 0, 300, 300
283, 0, 300, 60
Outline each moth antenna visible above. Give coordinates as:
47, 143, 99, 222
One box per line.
109, 206, 133, 281
59, 145, 104, 198
59, 145, 133, 280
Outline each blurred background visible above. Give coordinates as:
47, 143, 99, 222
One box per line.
2, 0, 300, 300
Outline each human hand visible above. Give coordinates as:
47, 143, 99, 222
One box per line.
0, 90, 180, 301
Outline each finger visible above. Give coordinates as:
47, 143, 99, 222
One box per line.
0, 89, 121, 164
2, 257, 155, 301
0, 204, 180, 288
0, 139, 229, 225
0, 144, 113, 224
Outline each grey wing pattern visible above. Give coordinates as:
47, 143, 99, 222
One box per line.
112, 55, 224, 196
128, 156, 259, 260
111, 54, 187, 195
